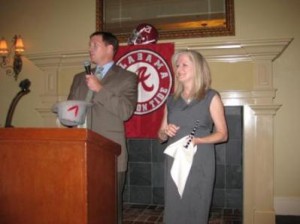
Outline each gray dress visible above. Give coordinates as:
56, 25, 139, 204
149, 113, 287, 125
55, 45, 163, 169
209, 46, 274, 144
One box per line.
164, 89, 218, 224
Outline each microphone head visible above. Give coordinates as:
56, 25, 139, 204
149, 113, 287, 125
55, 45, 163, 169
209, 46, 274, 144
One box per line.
19, 78, 31, 91
83, 61, 91, 74
84, 61, 91, 67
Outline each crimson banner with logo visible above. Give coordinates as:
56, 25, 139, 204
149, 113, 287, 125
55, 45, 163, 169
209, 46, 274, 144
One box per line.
115, 43, 174, 138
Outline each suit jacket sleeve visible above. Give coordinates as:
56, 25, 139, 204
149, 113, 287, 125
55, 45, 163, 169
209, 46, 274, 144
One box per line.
67, 72, 87, 101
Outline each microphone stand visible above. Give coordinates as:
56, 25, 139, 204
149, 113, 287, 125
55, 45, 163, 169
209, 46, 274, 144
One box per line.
5, 79, 31, 128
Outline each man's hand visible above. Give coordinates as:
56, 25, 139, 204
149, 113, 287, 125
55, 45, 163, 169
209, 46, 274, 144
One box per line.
86, 74, 102, 92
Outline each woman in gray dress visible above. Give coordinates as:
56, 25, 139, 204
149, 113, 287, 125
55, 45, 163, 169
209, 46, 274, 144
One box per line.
158, 50, 228, 224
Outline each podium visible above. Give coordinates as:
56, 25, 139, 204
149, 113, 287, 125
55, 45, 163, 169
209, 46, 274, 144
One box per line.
0, 128, 121, 224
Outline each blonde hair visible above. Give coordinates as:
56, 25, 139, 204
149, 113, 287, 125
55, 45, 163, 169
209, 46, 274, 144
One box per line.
171, 50, 211, 100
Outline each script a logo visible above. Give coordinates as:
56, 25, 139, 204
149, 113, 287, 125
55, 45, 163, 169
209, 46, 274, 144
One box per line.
117, 49, 172, 115
67, 105, 79, 117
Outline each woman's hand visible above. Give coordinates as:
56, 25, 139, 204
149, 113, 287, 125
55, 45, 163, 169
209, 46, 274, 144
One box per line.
164, 124, 180, 138
158, 123, 180, 143
158, 106, 180, 143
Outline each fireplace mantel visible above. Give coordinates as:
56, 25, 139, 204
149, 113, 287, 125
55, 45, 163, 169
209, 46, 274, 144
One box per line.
27, 38, 292, 66
28, 38, 292, 224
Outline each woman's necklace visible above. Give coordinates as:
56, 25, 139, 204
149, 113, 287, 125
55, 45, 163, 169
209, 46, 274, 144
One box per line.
182, 92, 192, 104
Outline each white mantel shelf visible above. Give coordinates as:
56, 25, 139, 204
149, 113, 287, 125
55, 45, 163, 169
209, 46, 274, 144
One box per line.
26, 38, 293, 67
173, 37, 293, 62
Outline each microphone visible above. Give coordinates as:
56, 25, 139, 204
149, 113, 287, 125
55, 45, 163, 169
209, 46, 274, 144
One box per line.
84, 61, 91, 75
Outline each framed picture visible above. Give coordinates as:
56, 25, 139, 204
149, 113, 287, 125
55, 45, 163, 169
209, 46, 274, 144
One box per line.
96, 0, 234, 43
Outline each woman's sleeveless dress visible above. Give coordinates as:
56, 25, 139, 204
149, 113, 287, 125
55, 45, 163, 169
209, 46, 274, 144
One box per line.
164, 89, 218, 224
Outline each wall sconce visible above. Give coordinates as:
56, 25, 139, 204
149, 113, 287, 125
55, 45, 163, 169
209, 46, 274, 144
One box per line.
0, 35, 25, 81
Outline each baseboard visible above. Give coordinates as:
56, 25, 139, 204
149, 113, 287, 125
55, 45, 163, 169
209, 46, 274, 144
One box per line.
274, 197, 300, 216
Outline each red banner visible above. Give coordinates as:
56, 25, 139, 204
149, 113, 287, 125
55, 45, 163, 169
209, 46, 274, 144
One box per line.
115, 43, 174, 138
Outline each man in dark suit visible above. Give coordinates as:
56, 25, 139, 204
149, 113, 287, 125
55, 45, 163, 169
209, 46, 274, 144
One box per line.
68, 31, 138, 224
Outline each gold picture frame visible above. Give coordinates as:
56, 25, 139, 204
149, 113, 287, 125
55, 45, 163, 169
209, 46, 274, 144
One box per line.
96, 0, 235, 43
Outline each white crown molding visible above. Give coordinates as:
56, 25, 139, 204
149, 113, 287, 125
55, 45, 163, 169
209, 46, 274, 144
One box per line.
26, 50, 89, 68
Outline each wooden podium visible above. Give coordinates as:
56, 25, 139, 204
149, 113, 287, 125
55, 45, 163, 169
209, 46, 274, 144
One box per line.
0, 128, 121, 224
